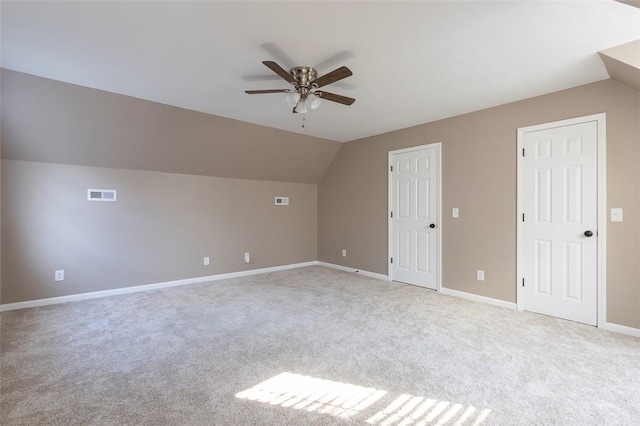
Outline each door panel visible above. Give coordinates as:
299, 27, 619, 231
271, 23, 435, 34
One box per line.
391, 147, 439, 289
417, 231, 430, 273
523, 121, 598, 325
398, 231, 410, 270
564, 242, 582, 300
535, 240, 551, 295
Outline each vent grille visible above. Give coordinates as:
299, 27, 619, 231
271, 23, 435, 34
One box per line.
88, 189, 117, 201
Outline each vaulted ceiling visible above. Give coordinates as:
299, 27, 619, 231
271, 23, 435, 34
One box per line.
1, 1, 639, 142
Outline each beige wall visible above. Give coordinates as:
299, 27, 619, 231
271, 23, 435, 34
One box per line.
318, 79, 640, 328
2, 160, 317, 303
0, 69, 341, 184
2, 67, 639, 329
0, 68, 336, 305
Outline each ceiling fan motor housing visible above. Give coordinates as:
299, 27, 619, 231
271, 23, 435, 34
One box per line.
291, 66, 318, 89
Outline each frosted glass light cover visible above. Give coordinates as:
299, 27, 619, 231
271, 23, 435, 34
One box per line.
286, 92, 301, 107
295, 100, 308, 113
309, 93, 322, 110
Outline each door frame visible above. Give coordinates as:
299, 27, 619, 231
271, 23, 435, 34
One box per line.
516, 113, 607, 326
388, 143, 442, 291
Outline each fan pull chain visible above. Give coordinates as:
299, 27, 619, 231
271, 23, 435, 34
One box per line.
301, 116, 306, 129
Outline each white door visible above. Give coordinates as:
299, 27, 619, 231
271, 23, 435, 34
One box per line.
390, 145, 439, 289
522, 120, 598, 325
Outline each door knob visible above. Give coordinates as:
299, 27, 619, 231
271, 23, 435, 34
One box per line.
584, 230, 593, 237
429, 223, 436, 229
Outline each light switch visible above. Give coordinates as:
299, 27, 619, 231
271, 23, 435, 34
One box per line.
611, 208, 623, 222
452, 208, 459, 218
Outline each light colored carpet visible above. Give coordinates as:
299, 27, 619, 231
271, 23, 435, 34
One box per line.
1, 266, 639, 425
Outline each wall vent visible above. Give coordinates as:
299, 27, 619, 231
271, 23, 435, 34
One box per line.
275, 196, 289, 206
88, 189, 117, 201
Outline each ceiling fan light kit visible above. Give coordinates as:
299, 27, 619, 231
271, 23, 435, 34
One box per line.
245, 60, 355, 114
308, 93, 322, 109
286, 92, 301, 107
295, 100, 308, 114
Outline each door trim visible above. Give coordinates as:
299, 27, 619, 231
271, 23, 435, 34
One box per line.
388, 143, 442, 291
516, 113, 606, 326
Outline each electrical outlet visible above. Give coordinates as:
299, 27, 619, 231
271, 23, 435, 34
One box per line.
55, 270, 65, 281
452, 208, 459, 218
244, 252, 250, 263
476, 270, 485, 281
203, 256, 210, 266
342, 249, 347, 257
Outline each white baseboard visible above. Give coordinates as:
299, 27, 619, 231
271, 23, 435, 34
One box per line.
0, 261, 318, 312
5, 261, 638, 338
319, 265, 515, 311
440, 287, 517, 310
600, 321, 640, 338
439, 289, 640, 337
317, 262, 389, 281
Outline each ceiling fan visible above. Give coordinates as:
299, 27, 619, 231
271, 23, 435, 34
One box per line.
245, 61, 355, 113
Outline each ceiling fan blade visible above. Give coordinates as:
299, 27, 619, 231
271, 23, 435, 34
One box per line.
245, 89, 290, 94
262, 61, 296, 84
292, 106, 298, 114
316, 91, 355, 106
313, 66, 352, 88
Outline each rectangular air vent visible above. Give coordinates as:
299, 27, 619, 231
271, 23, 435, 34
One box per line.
275, 196, 289, 206
88, 189, 117, 201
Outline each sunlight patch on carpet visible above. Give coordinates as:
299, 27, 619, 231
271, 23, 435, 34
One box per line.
365, 393, 491, 426
235, 372, 491, 424
235, 372, 386, 418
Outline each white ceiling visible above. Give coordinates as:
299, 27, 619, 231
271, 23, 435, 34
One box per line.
2, 1, 639, 142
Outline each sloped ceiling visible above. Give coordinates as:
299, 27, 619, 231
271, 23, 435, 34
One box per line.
1, 1, 640, 143
1, 69, 342, 184
615, 0, 640, 8
599, 40, 640, 91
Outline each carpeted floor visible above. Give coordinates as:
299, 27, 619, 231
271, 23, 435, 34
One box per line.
1, 266, 639, 425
